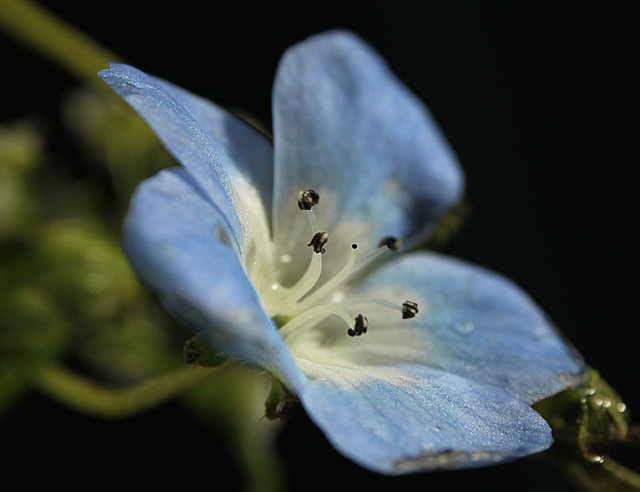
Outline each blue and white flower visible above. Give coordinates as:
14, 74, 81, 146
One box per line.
99, 30, 584, 474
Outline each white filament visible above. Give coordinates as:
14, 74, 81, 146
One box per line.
336, 296, 403, 312
306, 209, 318, 234
279, 304, 353, 339
267, 193, 403, 339
278, 251, 323, 307
293, 245, 359, 314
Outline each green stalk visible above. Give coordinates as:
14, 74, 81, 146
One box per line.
0, 0, 121, 87
23, 362, 228, 418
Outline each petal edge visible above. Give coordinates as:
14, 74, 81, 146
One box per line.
297, 360, 553, 474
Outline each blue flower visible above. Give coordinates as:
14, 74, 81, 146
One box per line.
99, 31, 584, 474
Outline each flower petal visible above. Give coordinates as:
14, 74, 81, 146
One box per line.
288, 252, 584, 404
297, 359, 553, 474
272, 31, 464, 277
99, 63, 272, 264
124, 167, 305, 389
152, 76, 274, 220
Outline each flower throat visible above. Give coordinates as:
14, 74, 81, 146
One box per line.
263, 190, 419, 339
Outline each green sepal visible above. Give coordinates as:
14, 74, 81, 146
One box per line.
264, 375, 297, 420
576, 369, 632, 463
534, 367, 640, 491
183, 333, 227, 367
421, 199, 470, 251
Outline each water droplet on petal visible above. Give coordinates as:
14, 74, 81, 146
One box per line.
617, 402, 627, 413
454, 322, 475, 335
590, 455, 605, 464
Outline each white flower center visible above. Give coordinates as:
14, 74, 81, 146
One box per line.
258, 190, 418, 340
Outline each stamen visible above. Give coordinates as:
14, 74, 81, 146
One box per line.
297, 189, 320, 210
306, 208, 318, 234
378, 236, 402, 251
288, 253, 322, 299
298, 190, 321, 233
273, 191, 413, 332
401, 300, 419, 319
308, 232, 329, 254
347, 314, 368, 337
277, 249, 323, 308
279, 304, 354, 339
339, 297, 420, 320
294, 243, 359, 313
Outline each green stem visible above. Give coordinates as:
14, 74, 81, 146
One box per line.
234, 428, 284, 492
23, 362, 227, 418
181, 369, 284, 492
0, 0, 121, 87
603, 459, 640, 490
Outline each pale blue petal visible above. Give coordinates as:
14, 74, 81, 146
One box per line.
297, 360, 553, 474
292, 252, 584, 404
152, 76, 274, 218
124, 167, 305, 389
99, 64, 246, 251
272, 31, 464, 276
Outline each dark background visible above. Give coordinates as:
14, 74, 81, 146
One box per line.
2, 1, 637, 490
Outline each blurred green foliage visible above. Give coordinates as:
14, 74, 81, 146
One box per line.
0, 67, 280, 492
0, 95, 175, 373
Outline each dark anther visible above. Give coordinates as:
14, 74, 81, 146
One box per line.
348, 314, 369, 337
307, 231, 329, 254
351, 243, 358, 250
297, 189, 320, 210
379, 236, 402, 251
401, 300, 419, 319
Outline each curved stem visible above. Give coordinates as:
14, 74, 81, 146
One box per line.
22, 361, 228, 418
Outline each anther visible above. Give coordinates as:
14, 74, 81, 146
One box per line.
308, 232, 329, 254
401, 300, 419, 319
347, 314, 368, 337
298, 189, 320, 210
378, 236, 402, 251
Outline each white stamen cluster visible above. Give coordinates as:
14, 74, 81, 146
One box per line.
264, 190, 418, 340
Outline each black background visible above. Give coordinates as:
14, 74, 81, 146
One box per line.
1, 1, 638, 490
